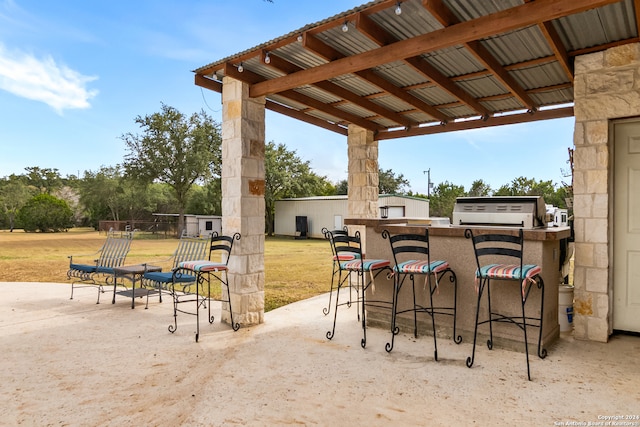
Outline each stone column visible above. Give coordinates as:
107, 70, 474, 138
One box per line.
221, 76, 265, 326
347, 125, 379, 254
572, 43, 640, 341
347, 125, 379, 219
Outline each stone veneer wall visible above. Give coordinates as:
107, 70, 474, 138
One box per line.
221, 77, 265, 326
572, 42, 640, 341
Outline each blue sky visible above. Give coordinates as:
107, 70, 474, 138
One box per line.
0, 0, 575, 194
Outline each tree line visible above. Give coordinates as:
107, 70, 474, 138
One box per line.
0, 104, 571, 234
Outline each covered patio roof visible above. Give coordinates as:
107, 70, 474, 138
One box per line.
194, 0, 639, 140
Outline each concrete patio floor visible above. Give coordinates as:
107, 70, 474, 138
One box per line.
1, 282, 638, 426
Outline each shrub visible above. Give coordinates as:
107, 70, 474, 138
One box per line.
16, 194, 73, 232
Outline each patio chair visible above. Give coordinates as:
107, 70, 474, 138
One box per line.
321, 226, 360, 317
167, 231, 241, 342
68, 229, 134, 303
325, 229, 392, 348
140, 232, 210, 307
464, 228, 547, 381
382, 229, 461, 359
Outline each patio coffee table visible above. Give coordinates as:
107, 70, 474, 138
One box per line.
112, 264, 162, 309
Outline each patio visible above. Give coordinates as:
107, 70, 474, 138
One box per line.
1, 281, 638, 426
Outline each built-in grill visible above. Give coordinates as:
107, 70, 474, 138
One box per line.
452, 196, 547, 229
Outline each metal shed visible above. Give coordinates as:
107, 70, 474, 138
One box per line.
274, 194, 429, 238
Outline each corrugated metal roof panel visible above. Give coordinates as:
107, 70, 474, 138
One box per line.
423, 46, 485, 77
456, 75, 508, 98
369, 94, 418, 114
369, 0, 444, 39
481, 26, 554, 66
510, 62, 571, 90
554, 1, 637, 50
410, 86, 458, 106
530, 88, 574, 107
444, 0, 524, 21
329, 74, 382, 97
481, 97, 525, 113
373, 61, 428, 87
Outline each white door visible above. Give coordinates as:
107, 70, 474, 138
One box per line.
334, 215, 342, 231
613, 121, 640, 333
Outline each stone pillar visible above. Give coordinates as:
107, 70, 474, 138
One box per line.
347, 125, 379, 255
221, 76, 265, 326
572, 43, 640, 341
347, 125, 379, 219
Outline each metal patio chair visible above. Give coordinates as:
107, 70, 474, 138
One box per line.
465, 228, 547, 381
67, 228, 134, 303
382, 229, 461, 359
140, 232, 210, 308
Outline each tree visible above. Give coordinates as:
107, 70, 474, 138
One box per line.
265, 141, 333, 235
379, 168, 410, 194
494, 176, 565, 207
467, 179, 492, 197
429, 181, 466, 220
0, 176, 34, 231
23, 166, 62, 194
16, 194, 73, 232
334, 168, 409, 195
121, 104, 222, 235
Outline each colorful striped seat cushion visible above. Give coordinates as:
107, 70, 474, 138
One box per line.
476, 263, 541, 299
178, 260, 228, 272
144, 271, 195, 284
333, 253, 360, 261
340, 259, 390, 272
394, 260, 449, 274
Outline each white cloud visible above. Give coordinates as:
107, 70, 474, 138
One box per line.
0, 43, 98, 114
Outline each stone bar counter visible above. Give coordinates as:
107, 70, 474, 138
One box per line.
344, 218, 572, 352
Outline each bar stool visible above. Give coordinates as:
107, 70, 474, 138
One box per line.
465, 228, 547, 381
168, 232, 241, 342
321, 227, 359, 317
325, 229, 391, 348
383, 229, 461, 360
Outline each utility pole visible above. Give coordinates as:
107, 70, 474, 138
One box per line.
423, 169, 432, 198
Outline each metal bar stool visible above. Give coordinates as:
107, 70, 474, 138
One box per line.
321, 227, 359, 318
465, 228, 547, 380
168, 232, 241, 342
382, 229, 461, 360
325, 229, 392, 348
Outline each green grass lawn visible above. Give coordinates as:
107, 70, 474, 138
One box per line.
0, 229, 333, 312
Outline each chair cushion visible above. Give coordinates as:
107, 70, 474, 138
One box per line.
144, 271, 195, 284
476, 263, 541, 300
333, 253, 360, 261
96, 266, 115, 274
178, 260, 228, 272
69, 264, 97, 273
395, 260, 449, 274
477, 263, 541, 281
341, 259, 390, 272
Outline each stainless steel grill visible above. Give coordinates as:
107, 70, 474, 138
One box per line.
452, 196, 547, 229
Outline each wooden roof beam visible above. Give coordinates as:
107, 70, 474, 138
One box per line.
250, 0, 618, 98
222, 62, 380, 132
422, 0, 537, 110
267, 100, 348, 135
376, 106, 574, 140
302, 33, 450, 123
355, 11, 491, 118
260, 50, 416, 128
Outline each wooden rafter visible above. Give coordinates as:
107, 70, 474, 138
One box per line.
249, 0, 617, 98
